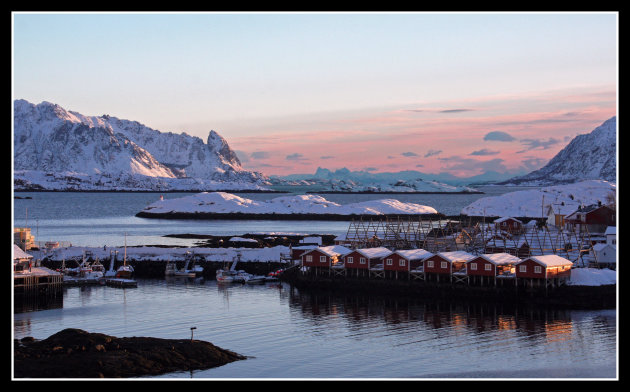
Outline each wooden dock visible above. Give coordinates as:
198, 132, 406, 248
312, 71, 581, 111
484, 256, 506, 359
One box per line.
14, 267, 63, 297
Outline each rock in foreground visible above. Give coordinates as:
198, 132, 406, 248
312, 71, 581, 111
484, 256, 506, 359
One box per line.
14, 328, 246, 378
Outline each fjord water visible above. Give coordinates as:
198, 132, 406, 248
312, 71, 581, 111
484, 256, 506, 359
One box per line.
13, 279, 616, 379
12, 189, 617, 379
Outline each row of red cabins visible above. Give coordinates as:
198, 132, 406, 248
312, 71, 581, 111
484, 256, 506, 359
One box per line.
293, 245, 573, 287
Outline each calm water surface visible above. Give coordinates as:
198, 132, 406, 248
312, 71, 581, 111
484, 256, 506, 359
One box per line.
14, 279, 616, 379
13, 187, 535, 247
12, 189, 617, 379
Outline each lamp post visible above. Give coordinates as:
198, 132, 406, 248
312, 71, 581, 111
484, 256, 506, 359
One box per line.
190, 327, 197, 342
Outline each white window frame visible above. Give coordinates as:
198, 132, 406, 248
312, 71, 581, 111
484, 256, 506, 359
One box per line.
399, 259, 406, 267
519, 265, 527, 273
427, 260, 434, 268
320, 255, 327, 263
470, 263, 477, 270
347, 256, 353, 264
534, 266, 542, 274
306, 255, 312, 262
484, 264, 492, 271
360, 257, 366, 264
440, 261, 448, 269
386, 258, 393, 265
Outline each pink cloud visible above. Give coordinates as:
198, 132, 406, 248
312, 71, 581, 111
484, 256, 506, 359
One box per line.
229, 86, 616, 177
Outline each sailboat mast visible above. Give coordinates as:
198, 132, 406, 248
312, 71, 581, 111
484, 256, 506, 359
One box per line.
124, 233, 127, 266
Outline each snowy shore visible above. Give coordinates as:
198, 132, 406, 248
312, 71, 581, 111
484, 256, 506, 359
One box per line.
461, 180, 616, 217
31, 245, 616, 287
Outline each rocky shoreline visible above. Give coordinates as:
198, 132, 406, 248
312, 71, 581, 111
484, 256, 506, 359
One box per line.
14, 328, 246, 378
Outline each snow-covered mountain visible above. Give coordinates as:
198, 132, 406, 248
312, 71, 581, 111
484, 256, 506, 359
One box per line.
13, 100, 269, 191
501, 117, 617, 186
272, 168, 482, 192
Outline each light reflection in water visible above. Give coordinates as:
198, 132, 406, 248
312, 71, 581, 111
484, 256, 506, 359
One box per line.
13, 279, 615, 379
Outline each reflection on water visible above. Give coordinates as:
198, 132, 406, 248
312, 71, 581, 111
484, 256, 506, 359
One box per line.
13, 280, 616, 379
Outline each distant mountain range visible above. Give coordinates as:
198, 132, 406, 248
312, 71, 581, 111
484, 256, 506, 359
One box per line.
13, 100, 269, 191
275, 167, 528, 187
277, 116, 617, 188
499, 116, 617, 186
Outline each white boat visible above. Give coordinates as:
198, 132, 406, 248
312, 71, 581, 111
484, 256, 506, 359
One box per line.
216, 268, 238, 283
244, 275, 266, 284
115, 233, 135, 280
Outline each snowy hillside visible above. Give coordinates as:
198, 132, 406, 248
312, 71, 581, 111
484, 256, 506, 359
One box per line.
461, 180, 616, 217
502, 117, 617, 186
13, 99, 269, 191
138, 191, 439, 217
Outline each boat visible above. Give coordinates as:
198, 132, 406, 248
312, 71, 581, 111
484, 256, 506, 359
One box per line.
165, 252, 199, 278
115, 233, 135, 279
216, 252, 250, 283
244, 274, 266, 284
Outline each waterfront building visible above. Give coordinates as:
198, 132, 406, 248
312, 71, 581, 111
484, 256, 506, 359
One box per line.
301, 245, 352, 276
384, 249, 434, 280
465, 252, 521, 286
14, 227, 35, 251
515, 255, 573, 288
424, 251, 476, 283
341, 247, 392, 278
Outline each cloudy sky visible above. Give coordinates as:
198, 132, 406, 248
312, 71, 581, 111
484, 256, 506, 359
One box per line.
12, 12, 617, 177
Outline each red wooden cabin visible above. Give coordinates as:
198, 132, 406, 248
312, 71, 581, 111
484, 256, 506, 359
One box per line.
466, 253, 520, 277
301, 245, 352, 269
424, 251, 475, 281
515, 255, 572, 280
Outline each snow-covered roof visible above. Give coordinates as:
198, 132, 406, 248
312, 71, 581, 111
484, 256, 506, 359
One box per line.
305, 245, 352, 258
473, 253, 521, 266
13, 244, 33, 261
494, 217, 522, 224
436, 251, 476, 262
394, 249, 434, 261
519, 254, 573, 267
605, 226, 616, 236
593, 243, 615, 252
351, 247, 393, 259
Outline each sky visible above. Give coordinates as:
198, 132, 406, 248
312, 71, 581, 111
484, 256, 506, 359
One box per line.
12, 11, 618, 178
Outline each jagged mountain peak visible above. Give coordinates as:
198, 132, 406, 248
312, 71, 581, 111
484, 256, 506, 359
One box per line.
13, 99, 268, 191
502, 116, 616, 186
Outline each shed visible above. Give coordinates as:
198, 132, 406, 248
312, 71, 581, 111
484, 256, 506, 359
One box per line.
13, 244, 33, 272
591, 243, 616, 266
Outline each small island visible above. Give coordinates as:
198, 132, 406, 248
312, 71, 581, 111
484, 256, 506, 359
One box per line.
14, 328, 246, 378
136, 191, 441, 220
